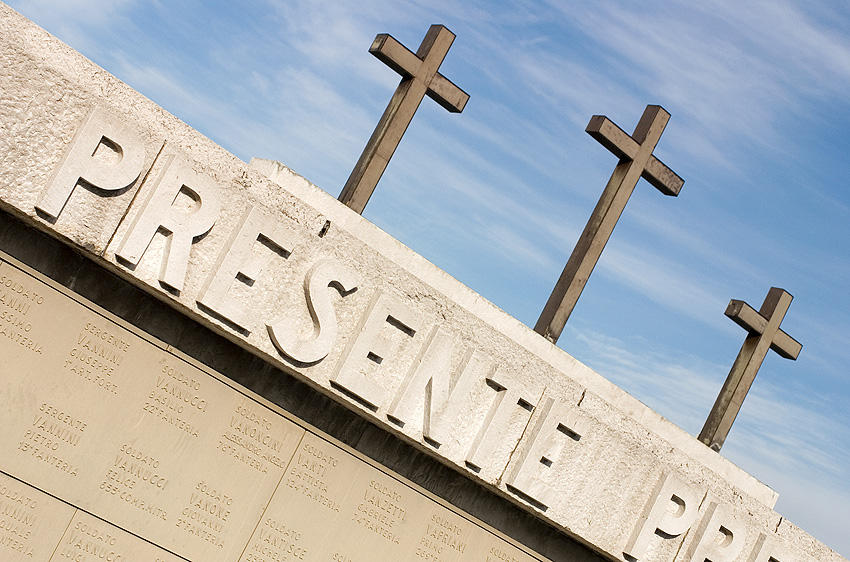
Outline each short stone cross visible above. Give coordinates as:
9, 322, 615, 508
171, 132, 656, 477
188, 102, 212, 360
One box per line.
534, 105, 684, 343
699, 287, 802, 451
338, 24, 469, 214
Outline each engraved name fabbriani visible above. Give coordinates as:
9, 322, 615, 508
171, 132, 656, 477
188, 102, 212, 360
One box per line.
29, 104, 796, 562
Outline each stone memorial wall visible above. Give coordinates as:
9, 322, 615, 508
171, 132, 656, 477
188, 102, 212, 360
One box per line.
0, 252, 550, 562
0, 3, 844, 562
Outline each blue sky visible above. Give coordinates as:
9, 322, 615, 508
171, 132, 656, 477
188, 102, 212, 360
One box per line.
8, 0, 849, 556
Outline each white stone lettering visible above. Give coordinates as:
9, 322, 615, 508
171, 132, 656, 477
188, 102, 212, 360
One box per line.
198, 205, 299, 331
465, 369, 539, 473
36, 105, 147, 219
116, 154, 221, 292
504, 395, 589, 507
747, 533, 798, 562
679, 501, 747, 562
332, 290, 422, 409
387, 327, 492, 448
625, 472, 702, 561
268, 258, 360, 363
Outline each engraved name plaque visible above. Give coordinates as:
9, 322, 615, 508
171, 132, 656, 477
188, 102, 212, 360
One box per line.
0, 252, 550, 562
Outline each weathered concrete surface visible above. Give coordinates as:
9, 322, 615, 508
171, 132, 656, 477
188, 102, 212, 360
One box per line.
0, 4, 844, 562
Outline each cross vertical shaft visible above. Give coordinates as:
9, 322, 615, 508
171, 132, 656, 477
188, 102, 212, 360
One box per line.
339, 25, 469, 214
699, 287, 802, 451
534, 105, 683, 343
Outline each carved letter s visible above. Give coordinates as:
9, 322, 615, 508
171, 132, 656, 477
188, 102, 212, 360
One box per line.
267, 259, 359, 364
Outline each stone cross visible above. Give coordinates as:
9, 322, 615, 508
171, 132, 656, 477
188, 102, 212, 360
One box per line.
699, 287, 802, 451
534, 105, 684, 343
338, 25, 469, 214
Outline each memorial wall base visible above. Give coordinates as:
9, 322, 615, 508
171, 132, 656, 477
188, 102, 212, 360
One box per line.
0, 208, 600, 562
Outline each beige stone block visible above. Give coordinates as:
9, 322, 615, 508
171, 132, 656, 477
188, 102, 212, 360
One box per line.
49, 509, 187, 562
0, 257, 305, 561
240, 431, 550, 562
0, 471, 75, 561
674, 497, 759, 562
775, 517, 845, 562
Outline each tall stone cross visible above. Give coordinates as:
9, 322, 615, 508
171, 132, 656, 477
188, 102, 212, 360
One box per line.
699, 287, 802, 451
338, 24, 469, 214
534, 105, 684, 343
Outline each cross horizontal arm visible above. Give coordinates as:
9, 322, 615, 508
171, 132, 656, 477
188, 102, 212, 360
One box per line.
725, 299, 764, 333
772, 332, 803, 360
427, 73, 469, 113
369, 29, 467, 113
586, 115, 683, 197
586, 115, 637, 161
644, 157, 683, 196
370, 34, 421, 78
725, 300, 802, 360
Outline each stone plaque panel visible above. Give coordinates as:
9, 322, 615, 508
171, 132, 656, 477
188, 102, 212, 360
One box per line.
50, 509, 187, 562
0, 251, 553, 562
0, 470, 75, 561
240, 430, 547, 562
0, 256, 305, 561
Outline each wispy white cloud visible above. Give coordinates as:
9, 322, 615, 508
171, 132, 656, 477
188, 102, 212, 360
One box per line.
572, 325, 850, 478
571, 323, 850, 553
568, 327, 724, 430
530, 0, 850, 178
8, 0, 136, 57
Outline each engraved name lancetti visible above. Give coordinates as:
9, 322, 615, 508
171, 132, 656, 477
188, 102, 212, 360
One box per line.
34, 105, 795, 562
